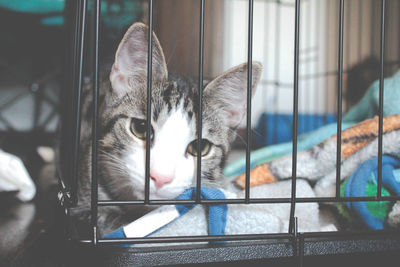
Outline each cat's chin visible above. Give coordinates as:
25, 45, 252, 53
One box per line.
147, 187, 187, 200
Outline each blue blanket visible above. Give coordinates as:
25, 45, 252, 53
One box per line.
344, 155, 400, 229
255, 113, 336, 146
106, 187, 227, 241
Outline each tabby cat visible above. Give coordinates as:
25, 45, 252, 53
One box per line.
72, 22, 262, 235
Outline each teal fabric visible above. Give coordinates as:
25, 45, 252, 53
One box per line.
223, 69, 400, 178
0, 0, 64, 14
0, 0, 142, 27
343, 69, 400, 122
101, 1, 142, 29
41, 15, 64, 25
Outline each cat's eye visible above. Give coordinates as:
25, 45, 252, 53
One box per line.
130, 118, 154, 140
187, 139, 212, 157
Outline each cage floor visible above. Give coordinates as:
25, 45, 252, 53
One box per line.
67, 237, 400, 266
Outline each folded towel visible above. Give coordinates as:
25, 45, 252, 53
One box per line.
105, 187, 227, 240
105, 180, 330, 247
176, 187, 227, 236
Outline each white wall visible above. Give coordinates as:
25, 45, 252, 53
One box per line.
223, 0, 332, 127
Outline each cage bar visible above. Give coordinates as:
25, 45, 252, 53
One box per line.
345, 0, 351, 69
288, 0, 300, 234
377, 0, 386, 198
72, 0, 87, 205
273, 1, 281, 144
68, 0, 81, 202
304, 0, 311, 131
314, 0, 321, 123
262, 0, 272, 143
93, 229, 400, 247
195, 0, 205, 203
58, 0, 83, 226
292, 216, 298, 256
335, 0, 344, 199
90, 0, 101, 245
244, 0, 254, 203
70, 0, 80, 127
371, 0, 376, 55
80, 228, 400, 245
358, 0, 363, 61
99, 232, 292, 245
58, 0, 400, 261
144, 0, 154, 204
324, 0, 331, 119
97, 194, 400, 206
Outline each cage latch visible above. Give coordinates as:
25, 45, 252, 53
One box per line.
290, 217, 304, 266
92, 226, 98, 246
58, 189, 72, 216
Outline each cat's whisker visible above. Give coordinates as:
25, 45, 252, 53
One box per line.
74, 22, 263, 235
251, 128, 263, 139
165, 31, 194, 68
222, 126, 249, 148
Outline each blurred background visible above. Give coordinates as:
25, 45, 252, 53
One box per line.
2, 0, 400, 150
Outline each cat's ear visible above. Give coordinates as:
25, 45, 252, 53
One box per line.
110, 22, 168, 96
204, 62, 262, 128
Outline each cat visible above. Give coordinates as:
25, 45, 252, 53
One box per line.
71, 22, 262, 236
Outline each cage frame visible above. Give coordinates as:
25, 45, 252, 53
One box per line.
58, 0, 400, 265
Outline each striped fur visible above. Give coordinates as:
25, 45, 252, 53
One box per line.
71, 23, 262, 235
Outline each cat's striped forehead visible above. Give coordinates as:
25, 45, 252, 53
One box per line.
152, 76, 198, 124
107, 75, 198, 125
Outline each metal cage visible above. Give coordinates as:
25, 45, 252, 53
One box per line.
58, 0, 400, 266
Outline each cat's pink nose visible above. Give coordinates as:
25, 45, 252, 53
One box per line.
150, 172, 173, 188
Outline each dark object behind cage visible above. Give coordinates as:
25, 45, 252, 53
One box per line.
58, 0, 400, 266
